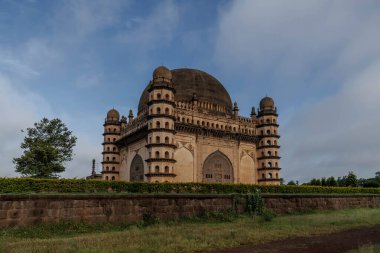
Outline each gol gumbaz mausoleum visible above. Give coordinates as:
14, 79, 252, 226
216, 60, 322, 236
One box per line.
101, 66, 281, 185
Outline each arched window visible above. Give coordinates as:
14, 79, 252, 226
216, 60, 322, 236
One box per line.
111, 176, 115, 181
106, 176, 109, 180
275, 162, 278, 167
107, 147, 110, 151
156, 136, 160, 143
106, 166, 109, 171
274, 140, 277, 145
157, 93, 161, 99
266, 130, 270, 134
267, 140, 271, 145
165, 108, 169, 114
276, 173, 279, 179
114, 128, 116, 132
268, 173, 273, 179
164, 166, 169, 173
262, 173, 265, 179
106, 157, 109, 161
165, 137, 169, 144
268, 162, 272, 167
266, 118, 270, 123
267, 151, 272, 156
165, 151, 169, 159
112, 167, 115, 171
113, 147, 116, 151
155, 151, 160, 158
157, 107, 161, 114
165, 94, 169, 100
155, 166, 159, 173
156, 121, 160, 128
112, 157, 116, 161
165, 122, 169, 128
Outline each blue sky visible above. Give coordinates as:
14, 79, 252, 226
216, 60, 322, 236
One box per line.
1, 0, 380, 182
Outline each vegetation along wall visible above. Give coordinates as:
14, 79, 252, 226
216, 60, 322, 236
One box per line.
0, 194, 380, 228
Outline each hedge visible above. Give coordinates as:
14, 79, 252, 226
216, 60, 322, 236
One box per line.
0, 178, 379, 194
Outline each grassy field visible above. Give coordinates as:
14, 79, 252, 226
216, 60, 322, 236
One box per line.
347, 243, 380, 253
0, 208, 380, 253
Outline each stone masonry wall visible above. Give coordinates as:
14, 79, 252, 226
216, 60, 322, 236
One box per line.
0, 194, 379, 228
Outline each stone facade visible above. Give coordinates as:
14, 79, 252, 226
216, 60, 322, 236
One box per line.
0, 194, 379, 228
102, 66, 281, 185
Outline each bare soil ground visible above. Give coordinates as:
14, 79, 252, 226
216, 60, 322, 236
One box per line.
206, 225, 380, 253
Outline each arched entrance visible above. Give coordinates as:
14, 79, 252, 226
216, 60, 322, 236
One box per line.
202, 151, 233, 183
130, 154, 144, 182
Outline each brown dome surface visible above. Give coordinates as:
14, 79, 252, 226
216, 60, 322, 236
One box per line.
260, 96, 275, 109
107, 108, 120, 120
138, 68, 232, 114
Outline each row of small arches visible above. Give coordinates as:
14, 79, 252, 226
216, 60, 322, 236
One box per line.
105, 156, 117, 162
260, 129, 277, 135
105, 176, 115, 181
262, 173, 279, 179
150, 93, 172, 101
149, 136, 174, 144
260, 139, 278, 146
106, 137, 117, 142
149, 121, 174, 129
260, 118, 277, 124
150, 107, 174, 115
177, 116, 255, 134
177, 101, 227, 113
105, 146, 117, 152
105, 127, 118, 133
149, 165, 171, 173
105, 166, 116, 171
149, 151, 174, 159
261, 150, 278, 156
262, 162, 279, 168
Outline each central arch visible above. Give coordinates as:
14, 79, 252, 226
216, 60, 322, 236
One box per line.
130, 154, 144, 182
202, 151, 233, 183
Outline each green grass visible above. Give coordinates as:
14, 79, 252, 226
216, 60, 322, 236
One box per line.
1, 208, 380, 253
346, 243, 380, 253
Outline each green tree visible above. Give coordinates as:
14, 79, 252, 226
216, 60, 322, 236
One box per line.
13, 118, 77, 178
326, 176, 337, 187
287, 180, 296, 185
345, 171, 358, 187
375, 171, 380, 180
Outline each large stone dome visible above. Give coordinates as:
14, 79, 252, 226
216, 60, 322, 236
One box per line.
138, 68, 232, 114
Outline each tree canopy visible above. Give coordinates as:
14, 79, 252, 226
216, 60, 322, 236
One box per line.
13, 118, 77, 178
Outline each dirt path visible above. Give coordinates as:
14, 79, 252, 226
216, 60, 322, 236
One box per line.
205, 225, 380, 253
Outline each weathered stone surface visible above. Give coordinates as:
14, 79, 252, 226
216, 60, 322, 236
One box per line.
0, 194, 379, 228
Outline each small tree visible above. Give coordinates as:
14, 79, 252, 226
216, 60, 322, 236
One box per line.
326, 176, 337, 187
13, 118, 77, 178
345, 171, 358, 187
287, 180, 296, 185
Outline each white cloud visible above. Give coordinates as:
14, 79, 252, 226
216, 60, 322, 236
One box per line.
0, 74, 51, 177
215, 0, 380, 181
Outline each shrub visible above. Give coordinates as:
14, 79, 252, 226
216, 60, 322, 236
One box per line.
0, 178, 379, 195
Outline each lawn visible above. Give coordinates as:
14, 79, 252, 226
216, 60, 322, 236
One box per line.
1, 208, 380, 253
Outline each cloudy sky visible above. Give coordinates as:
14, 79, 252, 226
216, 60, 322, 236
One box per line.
1, 0, 379, 182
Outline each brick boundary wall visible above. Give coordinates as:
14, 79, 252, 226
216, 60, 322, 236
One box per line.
0, 194, 379, 228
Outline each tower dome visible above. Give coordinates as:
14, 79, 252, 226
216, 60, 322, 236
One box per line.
139, 68, 232, 115
153, 66, 172, 80
260, 96, 275, 110
107, 108, 120, 121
